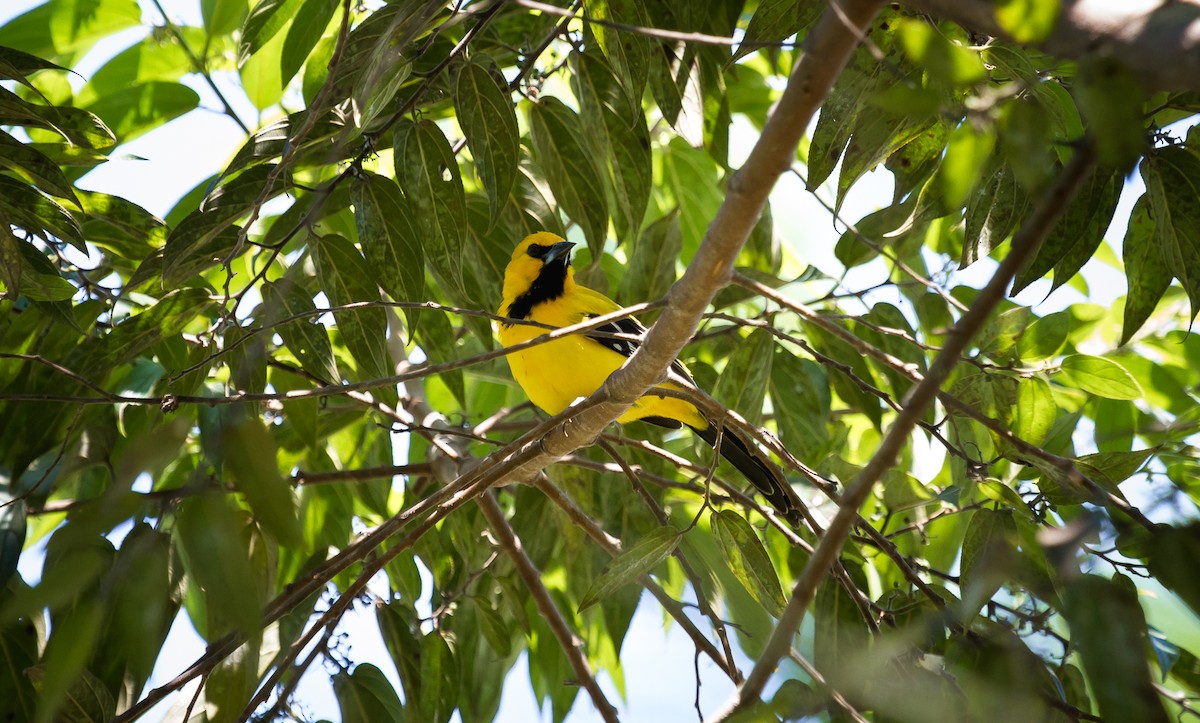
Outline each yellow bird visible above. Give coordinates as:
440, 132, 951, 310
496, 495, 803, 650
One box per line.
497, 231, 802, 526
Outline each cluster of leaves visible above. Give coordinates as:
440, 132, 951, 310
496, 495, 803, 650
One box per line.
1, 0, 1199, 721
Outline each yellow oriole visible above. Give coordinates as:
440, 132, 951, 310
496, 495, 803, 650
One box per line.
498, 232, 802, 526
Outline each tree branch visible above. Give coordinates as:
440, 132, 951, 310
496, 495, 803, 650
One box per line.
710, 141, 1098, 720
908, 0, 1200, 93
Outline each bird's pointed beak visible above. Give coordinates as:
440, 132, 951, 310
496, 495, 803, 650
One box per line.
543, 241, 575, 264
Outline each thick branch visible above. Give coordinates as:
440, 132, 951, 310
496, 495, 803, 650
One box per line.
908, 0, 1200, 93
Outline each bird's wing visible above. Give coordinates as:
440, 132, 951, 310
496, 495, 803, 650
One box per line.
569, 285, 692, 379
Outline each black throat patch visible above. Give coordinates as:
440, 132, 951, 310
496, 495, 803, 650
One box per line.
504, 257, 569, 323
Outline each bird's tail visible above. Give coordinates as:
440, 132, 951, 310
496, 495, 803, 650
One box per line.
689, 422, 804, 527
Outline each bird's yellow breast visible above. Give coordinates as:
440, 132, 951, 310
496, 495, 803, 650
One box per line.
496, 303, 705, 427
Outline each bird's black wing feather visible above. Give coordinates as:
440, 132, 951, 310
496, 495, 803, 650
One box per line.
583, 314, 693, 381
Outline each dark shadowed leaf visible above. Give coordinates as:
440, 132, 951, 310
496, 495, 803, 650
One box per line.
1063, 574, 1169, 723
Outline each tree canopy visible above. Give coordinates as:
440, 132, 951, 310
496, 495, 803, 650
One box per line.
2, 0, 1200, 721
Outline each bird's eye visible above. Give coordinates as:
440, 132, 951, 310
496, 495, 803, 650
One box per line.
527, 243, 550, 258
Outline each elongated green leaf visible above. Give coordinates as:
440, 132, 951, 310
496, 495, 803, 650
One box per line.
163, 165, 290, 284
240, 0, 306, 63
0, 175, 83, 251
1142, 147, 1200, 319
351, 171, 424, 334
579, 526, 680, 611
220, 410, 303, 547
29, 602, 107, 723
711, 510, 786, 616
1064, 575, 1169, 723
394, 118, 469, 299
203, 0, 249, 36
455, 56, 519, 225
963, 159, 1024, 265
80, 81, 200, 143
617, 209, 680, 304
588, 0, 650, 108
312, 234, 391, 383
281, 0, 338, 85
575, 51, 652, 243
1121, 196, 1171, 344
1059, 354, 1142, 400
814, 575, 869, 685
0, 489, 25, 588
76, 190, 167, 261
736, 0, 822, 62
175, 492, 264, 637
712, 327, 774, 427
1014, 375, 1055, 446
1147, 524, 1200, 621
0, 129, 76, 201
263, 277, 339, 383
960, 508, 1016, 616
529, 97, 610, 258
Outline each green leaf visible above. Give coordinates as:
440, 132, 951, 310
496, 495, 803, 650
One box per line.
240, 0, 305, 63
1076, 448, 1153, 488
263, 276, 340, 384
574, 52, 652, 242
663, 137, 725, 263
0, 174, 84, 252
712, 328, 774, 427
921, 127, 992, 221
736, 0, 822, 62
281, 0, 339, 86
617, 209, 680, 305
528, 97, 610, 258
1011, 166, 1121, 294
1074, 55, 1147, 168
0, 129, 77, 201
80, 81, 199, 143
1015, 310, 1068, 360
813, 576, 869, 686
960, 508, 1016, 617
455, 56, 519, 225
1063, 575, 1170, 723
175, 492, 264, 637
578, 526, 680, 611
588, 0, 650, 109
710, 510, 786, 616
1059, 354, 1142, 400
76, 189, 167, 262
1014, 375, 1055, 446
994, 0, 1060, 44
394, 118, 469, 299
963, 161, 1029, 268
0, 488, 26, 588
0, 609, 39, 723
312, 234, 392, 384
161, 165, 290, 285
334, 663, 406, 723
28, 601, 108, 723
351, 171, 424, 334
1121, 196, 1172, 344
219, 410, 303, 548
1142, 147, 1200, 320
203, 0, 249, 35
768, 350, 830, 460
